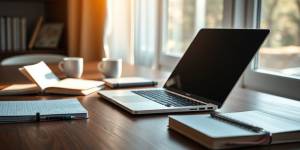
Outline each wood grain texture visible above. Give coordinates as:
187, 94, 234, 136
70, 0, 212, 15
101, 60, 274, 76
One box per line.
0, 62, 300, 150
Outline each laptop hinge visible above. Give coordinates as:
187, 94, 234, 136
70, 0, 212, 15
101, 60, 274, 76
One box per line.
164, 88, 218, 108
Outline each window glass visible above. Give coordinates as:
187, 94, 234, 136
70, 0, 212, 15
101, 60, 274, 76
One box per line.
258, 0, 300, 78
163, 0, 223, 56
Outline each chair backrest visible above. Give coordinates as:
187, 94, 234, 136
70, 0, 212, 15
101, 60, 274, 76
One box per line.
1, 54, 66, 66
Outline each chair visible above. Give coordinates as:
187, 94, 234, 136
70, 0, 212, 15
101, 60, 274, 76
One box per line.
0, 54, 66, 66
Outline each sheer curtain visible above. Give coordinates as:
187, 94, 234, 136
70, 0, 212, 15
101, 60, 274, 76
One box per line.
104, 0, 160, 68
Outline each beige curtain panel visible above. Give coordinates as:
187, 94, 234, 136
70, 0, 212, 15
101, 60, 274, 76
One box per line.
68, 0, 106, 61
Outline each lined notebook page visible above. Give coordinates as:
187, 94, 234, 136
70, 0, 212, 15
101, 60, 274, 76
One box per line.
0, 99, 87, 116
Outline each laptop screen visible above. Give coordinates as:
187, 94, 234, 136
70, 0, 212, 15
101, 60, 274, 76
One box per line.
164, 29, 269, 107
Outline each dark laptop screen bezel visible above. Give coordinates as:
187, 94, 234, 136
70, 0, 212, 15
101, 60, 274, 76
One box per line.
163, 29, 270, 108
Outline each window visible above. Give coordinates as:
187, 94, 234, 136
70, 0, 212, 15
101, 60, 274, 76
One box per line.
258, 0, 300, 78
158, 0, 300, 99
244, 0, 300, 100
162, 0, 224, 57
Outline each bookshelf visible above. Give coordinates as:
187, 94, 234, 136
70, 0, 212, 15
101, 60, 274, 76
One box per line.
0, 0, 68, 61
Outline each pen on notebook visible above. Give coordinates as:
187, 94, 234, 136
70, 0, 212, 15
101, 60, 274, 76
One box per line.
210, 112, 264, 133
35, 112, 85, 121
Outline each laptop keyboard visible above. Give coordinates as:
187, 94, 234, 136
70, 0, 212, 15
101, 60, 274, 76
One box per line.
132, 90, 205, 107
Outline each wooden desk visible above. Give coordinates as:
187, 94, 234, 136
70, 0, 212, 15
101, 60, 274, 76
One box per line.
0, 62, 300, 150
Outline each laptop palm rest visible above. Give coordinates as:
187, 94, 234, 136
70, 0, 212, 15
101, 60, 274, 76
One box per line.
112, 95, 166, 110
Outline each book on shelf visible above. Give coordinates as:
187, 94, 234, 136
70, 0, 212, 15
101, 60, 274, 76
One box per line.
169, 110, 300, 149
0, 16, 6, 51
28, 16, 43, 50
0, 61, 105, 96
20, 17, 26, 51
6, 16, 12, 51
12, 17, 20, 51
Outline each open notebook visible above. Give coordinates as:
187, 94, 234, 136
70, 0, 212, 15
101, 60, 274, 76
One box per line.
169, 111, 300, 149
0, 61, 104, 96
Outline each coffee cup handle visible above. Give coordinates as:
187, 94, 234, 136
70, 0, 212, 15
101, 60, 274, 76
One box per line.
58, 61, 64, 72
97, 62, 103, 72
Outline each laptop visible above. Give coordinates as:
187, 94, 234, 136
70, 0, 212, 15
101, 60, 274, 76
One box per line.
98, 29, 269, 114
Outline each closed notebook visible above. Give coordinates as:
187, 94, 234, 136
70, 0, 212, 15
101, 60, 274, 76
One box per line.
0, 98, 88, 123
103, 77, 157, 88
168, 111, 300, 149
0, 61, 104, 96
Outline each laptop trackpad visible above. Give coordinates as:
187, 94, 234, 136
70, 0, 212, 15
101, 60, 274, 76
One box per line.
113, 95, 166, 110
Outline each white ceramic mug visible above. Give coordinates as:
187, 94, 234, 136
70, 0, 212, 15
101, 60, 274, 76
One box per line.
58, 57, 83, 78
98, 58, 122, 78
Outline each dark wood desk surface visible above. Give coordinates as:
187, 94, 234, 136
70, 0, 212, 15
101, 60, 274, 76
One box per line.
0, 62, 300, 150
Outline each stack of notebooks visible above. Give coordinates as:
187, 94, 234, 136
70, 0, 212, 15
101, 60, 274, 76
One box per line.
0, 61, 104, 96
169, 111, 300, 149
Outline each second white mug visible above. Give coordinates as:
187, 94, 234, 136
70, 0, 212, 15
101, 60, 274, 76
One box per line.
98, 58, 122, 78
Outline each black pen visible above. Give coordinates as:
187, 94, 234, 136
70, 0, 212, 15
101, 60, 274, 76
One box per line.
210, 112, 264, 133
36, 113, 85, 122
41, 115, 75, 121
